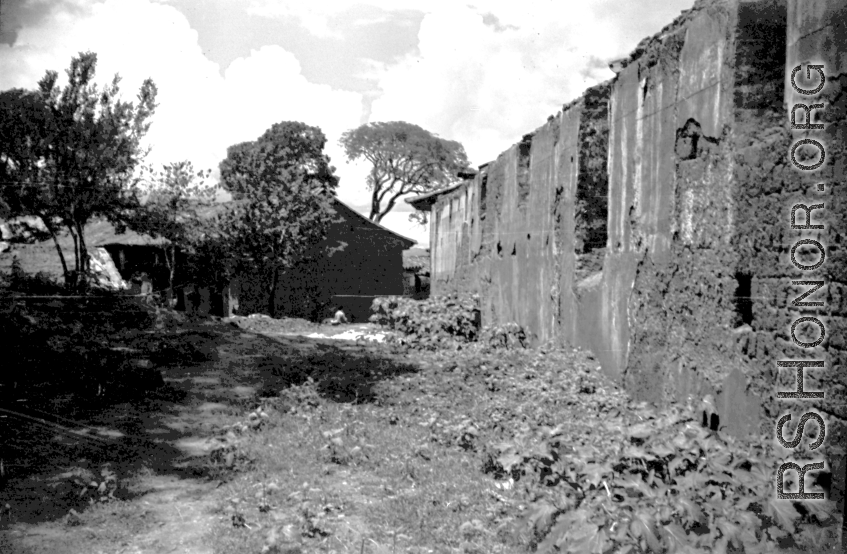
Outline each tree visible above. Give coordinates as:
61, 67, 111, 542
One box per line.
0, 51, 157, 288
339, 121, 470, 223
125, 160, 215, 301
0, 88, 71, 277
217, 121, 339, 318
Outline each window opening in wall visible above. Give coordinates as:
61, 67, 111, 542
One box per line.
517, 135, 532, 208
479, 173, 488, 217
733, 272, 754, 326
702, 410, 720, 432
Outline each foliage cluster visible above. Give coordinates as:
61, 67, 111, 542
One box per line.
369, 293, 532, 350
491, 402, 839, 553
369, 293, 481, 348
211, 121, 339, 317
0, 51, 157, 287
339, 121, 470, 224
364, 339, 839, 554
2, 259, 65, 295
478, 322, 529, 349
125, 160, 216, 294
0, 296, 162, 401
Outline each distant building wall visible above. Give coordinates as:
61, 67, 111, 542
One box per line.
236, 201, 411, 322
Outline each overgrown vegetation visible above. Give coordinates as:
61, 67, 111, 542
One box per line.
0, 51, 157, 289
193, 305, 839, 553
0, 294, 163, 401
369, 293, 532, 351
503, 403, 840, 553
369, 293, 482, 348
0, 300, 838, 553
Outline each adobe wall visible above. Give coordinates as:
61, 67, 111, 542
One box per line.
430, 82, 610, 346
426, 0, 845, 507
783, 0, 847, 508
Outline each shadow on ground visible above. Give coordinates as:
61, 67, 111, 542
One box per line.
0, 317, 419, 527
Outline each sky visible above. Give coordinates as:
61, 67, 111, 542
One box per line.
0, 0, 695, 247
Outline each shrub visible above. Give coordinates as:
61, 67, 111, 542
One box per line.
3, 268, 65, 296
490, 402, 841, 553
369, 293, 481, 349
478, 322, 528, 349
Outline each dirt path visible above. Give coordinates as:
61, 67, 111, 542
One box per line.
0, 319, 378, 554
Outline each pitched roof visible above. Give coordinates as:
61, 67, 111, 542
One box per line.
87, 219, 170, 246
405, 182, 465, 211
330, 199, 416, 248
94, 198, 416, 249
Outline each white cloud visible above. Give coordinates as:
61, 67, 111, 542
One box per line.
244, 2, 344, 39
367, 3, 636, 166
0, 0, 696, 245
0, 0, 366, 206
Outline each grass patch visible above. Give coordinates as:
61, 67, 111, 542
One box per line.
205, 341, 627, 553
203, 332, 841, 554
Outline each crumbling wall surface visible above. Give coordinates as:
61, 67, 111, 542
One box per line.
555, 102, 583, 347
430, 85, 609, 348
607, 0, 780, 435
425, 4, 847, 510
574, 82, 612, 282
777, 0, 847, 513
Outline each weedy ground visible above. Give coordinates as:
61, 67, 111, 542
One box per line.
0, 306, 842, 553
206, 337, 627, 554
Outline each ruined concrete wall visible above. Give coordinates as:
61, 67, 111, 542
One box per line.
780, 0, 847, 509
599, 0, 739, 399
426, 1, 845, 508
431, 84, 610, 346
601, 0, 845, 505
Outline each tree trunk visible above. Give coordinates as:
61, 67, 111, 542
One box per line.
66, 224, 80, 287
267, 266, 278, 318
163, 244, 176, 304
369, 167, 382, 221
370, 190, 381, 222
75, 221, 89, 291
40, 216, 70, 285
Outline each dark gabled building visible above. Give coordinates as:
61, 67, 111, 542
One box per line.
94, 198, 415, 321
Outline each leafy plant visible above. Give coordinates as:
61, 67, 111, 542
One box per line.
479, 322, 528, 349
369, 293, 481, 349
487, 402, 840, 553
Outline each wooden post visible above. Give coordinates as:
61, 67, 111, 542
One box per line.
221, 278, 240, 317
183, 284, 196, 316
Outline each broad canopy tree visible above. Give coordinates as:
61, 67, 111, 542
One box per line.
216, 121, 339, 318
339, 121, 470, 224
0, 51, 157, 288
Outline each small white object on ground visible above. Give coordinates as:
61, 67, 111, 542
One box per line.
305, 329, 385, 343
